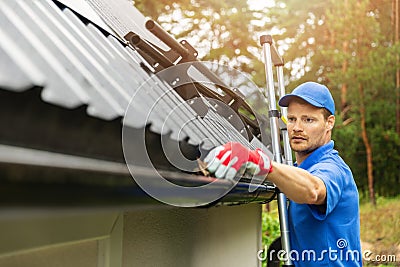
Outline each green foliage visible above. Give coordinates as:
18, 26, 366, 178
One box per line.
271, 0, 400, 198
261, 207, 281, 267
134, 0, 400, 198
276, 0, 400, 197
271, 0, 335, 83
262, 208, 281, 246
322, 0, 400, 198
133, 0, 267, 87
332, 118, 367, 191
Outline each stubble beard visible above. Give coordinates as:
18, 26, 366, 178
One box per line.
290, 140, 319, 159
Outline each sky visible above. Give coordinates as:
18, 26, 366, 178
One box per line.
247, 0, 276, 10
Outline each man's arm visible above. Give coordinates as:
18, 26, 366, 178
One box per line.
204, 142, 326, 205
267, 162, 326, 205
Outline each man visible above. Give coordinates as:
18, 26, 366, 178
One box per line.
204, 82, 362, 266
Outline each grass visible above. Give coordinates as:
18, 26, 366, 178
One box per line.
360, 196, 400, 266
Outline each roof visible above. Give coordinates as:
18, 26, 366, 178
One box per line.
0, 0, 275, 208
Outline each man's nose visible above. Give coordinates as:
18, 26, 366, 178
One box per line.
292, 120, 303, 132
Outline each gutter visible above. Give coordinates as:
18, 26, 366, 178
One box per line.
0, 144, 276, 208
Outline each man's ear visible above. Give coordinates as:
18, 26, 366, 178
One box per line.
327, 115, 335, 130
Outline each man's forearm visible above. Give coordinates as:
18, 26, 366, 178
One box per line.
266, 162, 326, 205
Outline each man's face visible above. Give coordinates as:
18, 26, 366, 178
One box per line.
287, 98, 335, 158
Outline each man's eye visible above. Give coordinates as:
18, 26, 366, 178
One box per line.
287, 117, 295, 123
305, 118, 314, 123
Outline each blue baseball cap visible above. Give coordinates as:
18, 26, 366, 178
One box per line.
278, 82, 335, 115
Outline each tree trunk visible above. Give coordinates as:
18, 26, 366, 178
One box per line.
341, 43, 348, 118
358, 83, 376, 205
395, 0, 400, 135
341, 0, 349, 120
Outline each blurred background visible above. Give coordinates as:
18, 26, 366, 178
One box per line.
134, 0, 400, 203
0, 0, 398, 266
133, 0, 400, 265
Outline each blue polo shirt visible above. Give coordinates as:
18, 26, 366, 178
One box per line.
288, 141, 362, 266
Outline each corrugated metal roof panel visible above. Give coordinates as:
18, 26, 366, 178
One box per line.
83, 0, 169, 50
0, 45, 35, 91
0, 0, 280, 210
56, 0, 114, 33
0, 0, 255, 149
26, 0, 127, 117
0, 0, 192, 143
0, 0, 89, 108
0, 25, 46, 91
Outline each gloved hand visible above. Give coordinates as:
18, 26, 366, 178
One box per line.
204, 142, 273, 180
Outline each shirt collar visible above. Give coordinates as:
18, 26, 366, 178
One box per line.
297, 140, 335, 170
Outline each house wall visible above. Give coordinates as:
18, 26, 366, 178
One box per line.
0, 205, 262, 267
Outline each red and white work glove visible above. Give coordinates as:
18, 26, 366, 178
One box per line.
204, 142, 273, 180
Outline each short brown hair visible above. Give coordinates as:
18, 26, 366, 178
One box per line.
322, 108, 332, 120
